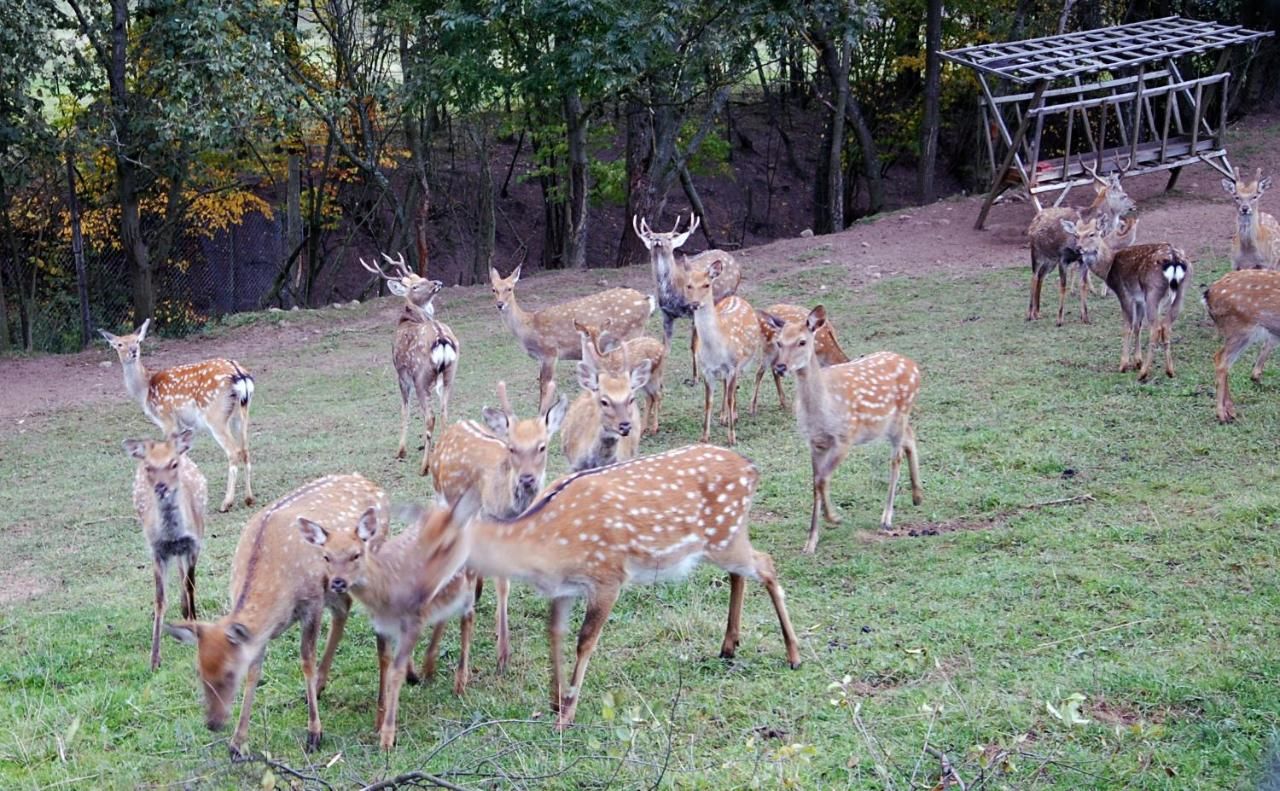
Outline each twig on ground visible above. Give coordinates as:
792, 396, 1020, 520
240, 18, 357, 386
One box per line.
359, 771, 473, 791
926, 746, 967, 790
1030, 618, 1153, 653
239, 753, 334, 790
1018, 493, 1095, 511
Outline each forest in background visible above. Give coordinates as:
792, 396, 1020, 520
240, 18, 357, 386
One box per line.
1, 0, 1276, 352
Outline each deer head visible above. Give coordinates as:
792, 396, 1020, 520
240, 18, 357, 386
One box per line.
123, 430, 195, 502
163, 618, 255, 732
488, 265, 522, 313
99, 318, 151, 364
1060, 217, 1110, 273
577, 348, 651, 440
1222, 168, 1273, 218
632, 214, 698, 256
482, 382, 568, 507
764, 307, 824, 377
360, 253, 441, 314
675, 255, 725, 311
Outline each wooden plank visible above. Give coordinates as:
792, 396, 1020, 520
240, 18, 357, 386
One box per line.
976, 80, 1047, 230
1026, 72, 1229, 116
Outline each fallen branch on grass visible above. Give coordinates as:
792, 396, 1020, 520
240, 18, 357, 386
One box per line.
359, 772, 474, 791
925, 746, 967, 790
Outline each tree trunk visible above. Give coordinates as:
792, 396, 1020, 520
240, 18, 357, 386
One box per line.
287, 153, 302, 298
617, 99, 654, 268
811, 30, 851, 232
470, 125, 495, 286
0, 172, 16, 352
563, 91, 589, 269
917, 0, 943, 204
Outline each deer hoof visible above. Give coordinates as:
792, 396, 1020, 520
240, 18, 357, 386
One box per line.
306, 731, 322, 753
244, 495, 255, 507
379, 730, 396, 752
218, 501, 233, 514
912, 492, 924, 506
453, 672, 469, 696
228, 742, 249, 762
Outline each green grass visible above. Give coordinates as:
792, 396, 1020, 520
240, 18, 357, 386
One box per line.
2, 257, 1279, 789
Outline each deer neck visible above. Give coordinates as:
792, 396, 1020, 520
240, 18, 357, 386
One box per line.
1239, 212, 1263, 250
651, 248, 675, 286
500, 295, 539, 349
121, 357, 151, 405
793, 357, 834, 425
1086, 243, 1118, 282
691, 301, 727, 352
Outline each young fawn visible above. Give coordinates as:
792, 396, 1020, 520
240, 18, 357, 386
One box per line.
676, 257, 763, 445
633, 214, 742, 380
124, 429, 207, 671
574, 319, 667, 435
165, 474, 388, 757
430, 382, 568, 673
101, 319, 255, 512
1061, 218, 1190, 381
1203, 269, 1280, 422
1221, 169, 1280, 270
1027, 168, 1136, 324
561, 333, 653, 472
489, 265, 653, 412
299, 498, 480, 751
421, 444, 802, 729
751, 303, 849, 413
766, 307, 922, 553
360, 254, 459, 475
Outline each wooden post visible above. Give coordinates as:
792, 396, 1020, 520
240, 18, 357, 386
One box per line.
975, 80, 1047, 230
65, 150, 91, 348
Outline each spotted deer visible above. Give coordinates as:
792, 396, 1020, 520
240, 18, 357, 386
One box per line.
298, 497, 480, 750
164, 474, 388, 757
418, 444, 802, 729
101, 319, 255, 511
360, 253, 459, 475
124, 429, 207, 671
633, 214, 742, 380
675, 257, 763, 445
751, 303, 849, 414
430, 382, 568, 673
561, 334, 653, 472
489, 265, 653, 413
1203, 269, 1280, 422
1061, 218, 1190, 380
1221, 168, 1280, 270
1027, 165, 1137, 324
767, 307, 922, 553
574, 320, 667, 435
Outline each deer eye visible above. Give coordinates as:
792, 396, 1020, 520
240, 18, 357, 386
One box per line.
600, 398, 609, 407
508, 446, 516, 454
351, 552, 361, 561
798, 339, 807, 346
169, 460, 178, 469
323, 554, 331, 563
538, 444, 547, 453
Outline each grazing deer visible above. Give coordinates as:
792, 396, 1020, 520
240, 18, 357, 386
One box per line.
1027, 165, 1137, 324
124, 429, 207, 671
1203, 269, 1280, 422
430, 382, 568, 673
675, 257, 763, 445
750, 303, 849, 414
489, 265, 653, 413
766, 307, 922, 553
633, 214, 742, 380
101, 319, 255, 512
164, 474, 388, 757
360, 253, 459, 475
420, 444, 802, 729
298, 498, 480, 751
561, 331, 653, 471
1061, 218, 1190, 381
574, 320, 667, 435
1221, 168, 1280, 270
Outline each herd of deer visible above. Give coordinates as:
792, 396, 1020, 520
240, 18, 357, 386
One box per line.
96, 165, 1280, 758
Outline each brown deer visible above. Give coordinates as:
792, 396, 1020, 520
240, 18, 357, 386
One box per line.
751, 303, 850, 414
298, 498, 480, 751
767, 307, 922, 553
124, 429, 207, 671
101, 319, 255, 512
164, 474, 388, 757
574, 320, 667, 435
1203, 269, 1280, 422
489, 265, 653, 412
1221, 168, 1280, 270
1061, 217, 1190, 381
419, 444, 802, 729
360, 253, 459, 475
561, 334, 653, 472
675, 257, 763, 445
1027, 165, 1137, 324
430, 382, 568, 673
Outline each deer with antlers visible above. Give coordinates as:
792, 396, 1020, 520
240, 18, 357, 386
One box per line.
1203, 269, 1280, 422
414, 444, 802, 729
573, 320, 666, 435
1061, 217, 1190, 380
430, 382, 568, 673
674, 257, 763, 445
164, 474, 387, 757
633, 214, 742, 379
750, 303, 849, 414
124, 429, 207, 671
765, 307, 922, 553
360, 253, 459, 475
489, 265, 653, 413
1027, 160, 1137, 325
101, 319, 255, 512
1221, 168, 1280, 271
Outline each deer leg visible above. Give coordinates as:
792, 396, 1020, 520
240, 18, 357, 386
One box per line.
381, 624, 426, 751
375, 634, 390, 735
1252, 337, 1276, 383
316, 595, 348, 696
749, 364, 766, 416
180, 553, 198, 620
1139, 318, 1156, 382
1078, 265, 1091, 324
454, 606, 474, 696
881, 434, 905, 531
646, 385, 662, 436
548, 596, 572, 716
1161, 321, 1176, 378
753, 550, 802, 669
719, 574, 746, 658
1028, 255, 1043, 321
700, 380, 713, 443
773, 370, 788, 412
903, 423, 923, 506
237, 414, 253, 507
417, 380, 434, 476
396, 376, 412, 460
690, 325, 700, 382
496, 576, 511, 673
557, 586, 621, 730
151, 560, 167, 671
220, 457, 238, 513
725, 374, 738, 446
228, 651, 265, 760
538, 357, 558, 415
1055, 263, 1068, 326
1118, 310, 1134, 372
439, 364, 454, 425
1216, 334, 1255, 422
300, 611, 323, 752
415, 622, 446, 683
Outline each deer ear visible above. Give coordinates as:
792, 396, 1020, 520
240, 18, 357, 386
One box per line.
806, 306, 827, 333
226, 622, 252, 646
123, 438, 149, 460
99, 328, 118, 343
510, 264, 522, 282
136, 318, 150, 341
577, 361, 599, 392
707, 258, 724, 280
164, 622, 200, 645
489, 267, 501, 285
172, 429, 195, 455
672, 229, 692, 249
1222, 178, 1238, 196
1261, 176, 1273, 192
629, 359, 652, 391
355, 507, 380, 543
760, 311, 786, 332
386, 279, 409, 297
297, 517, 329, 547
544, 394, 569, 436
482, 406, 511, 438
1060, 219, 1078, 235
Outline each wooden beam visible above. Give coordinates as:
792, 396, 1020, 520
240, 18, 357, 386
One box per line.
975, 79, 1047, 230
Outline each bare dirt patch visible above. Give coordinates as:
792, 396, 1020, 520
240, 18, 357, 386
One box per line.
0, 559, 50, 606
862, 517, 1003, 541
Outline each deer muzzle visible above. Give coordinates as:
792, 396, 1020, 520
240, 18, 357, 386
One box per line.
773, 363, 788, 377
329, 577, 348, 594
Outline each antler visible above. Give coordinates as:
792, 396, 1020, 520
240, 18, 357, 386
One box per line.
1113, 152, 1133, 178
669, 214, 683, 235
359, 256, 396, 280
381, 251, 411, 277
639, 217, 653, 237
1081, 160, 1106, 186
495, 381, 513, 418
688, 213, 701, 236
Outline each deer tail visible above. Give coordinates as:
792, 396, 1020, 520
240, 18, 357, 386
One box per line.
229, 364, 255, 408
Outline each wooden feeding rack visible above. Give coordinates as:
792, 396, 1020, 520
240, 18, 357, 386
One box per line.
941, 16, 1272, 229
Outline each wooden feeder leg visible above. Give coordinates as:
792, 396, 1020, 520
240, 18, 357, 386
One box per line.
1165, 167, 1183, 191
975, 80, 1047, 231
